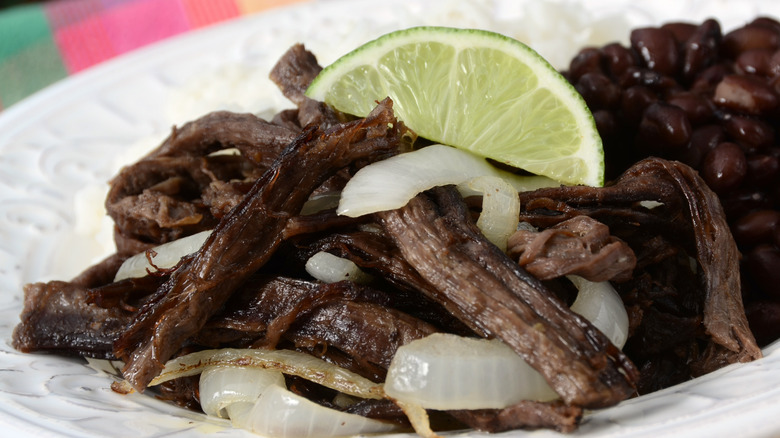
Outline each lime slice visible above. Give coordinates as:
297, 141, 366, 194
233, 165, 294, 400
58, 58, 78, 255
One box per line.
305, 26, 604, 187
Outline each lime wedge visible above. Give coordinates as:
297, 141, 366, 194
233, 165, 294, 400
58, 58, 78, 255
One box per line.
305, 27, 604, 187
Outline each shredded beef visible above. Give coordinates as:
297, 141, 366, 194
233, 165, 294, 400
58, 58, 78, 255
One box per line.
515, 157, 762, 389
12, 281, 133, 359
377, 186, 639, 409
287, 300, 438, 377
293, 229, 477, 336
508, 215, 637, 282
114, 99, 406, 391
145, 111, 299, 168
70, 252, 128, 288
270, 43, 346, 129
449, 400, 583, 434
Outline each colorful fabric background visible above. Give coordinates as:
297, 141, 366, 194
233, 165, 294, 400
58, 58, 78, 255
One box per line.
0, 0, 310, 110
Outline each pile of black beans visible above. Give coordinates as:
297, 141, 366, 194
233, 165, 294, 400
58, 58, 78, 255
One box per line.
564, 16, 780, 346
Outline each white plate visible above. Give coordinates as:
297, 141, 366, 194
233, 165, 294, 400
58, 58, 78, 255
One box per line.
2, 0, 780, 436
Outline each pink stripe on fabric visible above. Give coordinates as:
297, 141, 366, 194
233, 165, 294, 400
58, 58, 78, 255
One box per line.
45, 0, 105, 30
100, 0, 191, 54
53, 14, 115, 73
182, 0, 240, 28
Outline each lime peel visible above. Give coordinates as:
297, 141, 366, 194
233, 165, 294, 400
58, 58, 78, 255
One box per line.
305, 26, 604, 187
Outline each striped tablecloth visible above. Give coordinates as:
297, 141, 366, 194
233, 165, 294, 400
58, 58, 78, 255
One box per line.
0, 0, 311, 110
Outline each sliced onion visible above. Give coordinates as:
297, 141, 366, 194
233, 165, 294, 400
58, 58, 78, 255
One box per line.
199, 366, 400, 438
148, 348, 383, 400
199, 365, 285, 418
390, 399, 437, 438
305, 251, 372, 284
456, 175, 520, 251
244, 383, 400, 438
384, 333, 557, 410
568, 275, 629, 348
113, 230, 211, 281
384, 278, 630, 411
225, 401, 254, 429
300, 192, 342, 216
337, 144, 558, 217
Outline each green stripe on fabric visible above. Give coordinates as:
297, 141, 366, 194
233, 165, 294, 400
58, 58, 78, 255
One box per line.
0, 4, 52, 58
0, 4, 67, 106
0, 39, 68, 106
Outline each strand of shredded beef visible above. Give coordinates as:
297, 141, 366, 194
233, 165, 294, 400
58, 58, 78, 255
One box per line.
198, 275, 437, 382
12, 281, 134, 359
269, 43, 346, 129
285, 300, 438, 375
515, 158, 762, 367
507, 215, 637, 282
114, 99, 405, 391
293, 229, 477, 336
144, 110, 299, 168
377, 186, 639, 409
449, 400, 583, 434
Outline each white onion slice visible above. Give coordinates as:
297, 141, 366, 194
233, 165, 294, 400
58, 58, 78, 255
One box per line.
199, 365, 285, 418
384, 278, 630, 411
305, 251, 372, 284
225, 401, 254, 429
200, 367, 400, 438
300, 192, 342, 215
456, 175, 520, 251
384, 333, 557, 410
148, 348, 383, 400
244, 383, 400, 438
568, 275, 629, 348
392, 400, 437, 438
337, 144, 558, 217
113, 230, 211, 281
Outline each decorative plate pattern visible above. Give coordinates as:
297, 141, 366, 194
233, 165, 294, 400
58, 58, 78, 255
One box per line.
1, 0, 780, 436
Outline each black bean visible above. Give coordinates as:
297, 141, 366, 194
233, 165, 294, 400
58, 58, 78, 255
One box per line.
769, 74, 780, 96
601, 43, 637, 79
592, 110, 618, 141
721, 190, 772, 220
774, 222, 780, 247
667, 91, 714, 125
736, 49, 774, 76
733, 209, 780, 247
682, 19, 722, 81
745, 300, 780, 346
769, 50, 780, 77
620, 67, 680, 93
745, 154, 780, 187
745, 245, 780, 300
750, 16, 780, 33
722, 25, 780, 58
630, 27, 681, 76
637, 102, 691, 152
620, 85, 657, 124
713, 74, 778, 115
661, 22, 698, 44
575, 72, 621, 110
724, 115, 775, 151
701, 142, 747, 193
690, 63, 732, 94
568, 47, 603, 82
677, 124, 725, 167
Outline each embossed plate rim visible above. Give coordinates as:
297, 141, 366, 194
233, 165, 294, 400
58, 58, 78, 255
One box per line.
1, 0, 780, 437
